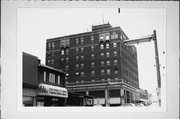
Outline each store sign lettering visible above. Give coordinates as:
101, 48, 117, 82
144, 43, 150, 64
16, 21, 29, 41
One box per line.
37, 84, 68, 98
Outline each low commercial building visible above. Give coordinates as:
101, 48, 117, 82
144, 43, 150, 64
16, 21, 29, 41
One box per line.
23, 52, 38, 106
37, 64, 68, 106
23, 52, 68, 106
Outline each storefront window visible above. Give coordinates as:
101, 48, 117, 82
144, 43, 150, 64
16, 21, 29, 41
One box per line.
44, 71, 46, 82
23, 96, 34, 106
58, 75, 60, 85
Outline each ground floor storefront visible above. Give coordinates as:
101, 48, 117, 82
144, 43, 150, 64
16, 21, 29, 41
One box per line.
23, 87, 37, 106
66, 82, 139, 106
37, 96, 66, 106
36, 83, 68, 106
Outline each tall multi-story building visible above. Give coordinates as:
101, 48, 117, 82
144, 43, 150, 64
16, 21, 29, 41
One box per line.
46, 23, 139, 106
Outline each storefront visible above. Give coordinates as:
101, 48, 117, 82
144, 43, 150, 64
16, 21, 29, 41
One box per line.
37, 83, 68, 106
23, 87, 37, 106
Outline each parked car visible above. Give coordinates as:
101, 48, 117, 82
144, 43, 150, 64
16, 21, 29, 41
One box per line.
135, 103, 144, 107
121, 103, 136, 107
93, 104, 103, 107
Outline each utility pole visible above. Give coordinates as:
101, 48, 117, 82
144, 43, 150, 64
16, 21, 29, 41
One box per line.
153, 30, 161, 106
124, 30, 161, 106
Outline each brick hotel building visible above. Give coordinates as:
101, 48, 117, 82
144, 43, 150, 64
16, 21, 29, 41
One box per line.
46, 23, 140, 106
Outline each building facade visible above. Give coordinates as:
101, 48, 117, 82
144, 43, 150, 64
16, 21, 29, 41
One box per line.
23, 52, 68, 106
23, 53, 38, 106
46, 23, 139, 106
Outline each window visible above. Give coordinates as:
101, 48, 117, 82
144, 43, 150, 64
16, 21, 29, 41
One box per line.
60, 39, 70, 48
120, 35, 123, 40
75, 38, 79, 45
76, 48, 79, 53
115, 77, 118, 80
114, 68, 118, 74
66, 49, 69, 54
76, 64, 79, 69
91, 71, 95, 76
114, 51, 118, 57
106, 43, 110, 49
65, 65, 69, 70
91, 36, 94, 43
91, 62, 95, 68
48, 60, 51, 64
51, 59, 54, 64
49, 73, 55, 83
81, 47, 84, 52
81, 55, 84, 60
91, 46, 94, 51
107, 69, 110, 75
53, 74, 55, 83
101, 70, 105, 75
80, 37, 84, 45
51, 52, 54, 57
111, 32, 118, 39
57, 75, 60, 85
114, 60, 118, 65
75, 72, 79, 76
106, 35, 110, 40
91, 54, 94, 59
75, 56, 79, 61
100, 53, 104, 57
113, 42, 117, 48
65, 57, 69, 62
100, 44, 104, 49
107, 78, 111, 82
101, 61, 104, 66
43, 72, 46, 81
61, 49, 64, 55
100, 36, 104, 41
106, 52, 110, 57
52, 42, 55, 49
99, 33, 110, 42
48, 42, 51, 49
47, 52, 52, 56
61, 58, 64, 61
80, 64, 84, 69
106, 60, 110, 66
80, 72, 84, 77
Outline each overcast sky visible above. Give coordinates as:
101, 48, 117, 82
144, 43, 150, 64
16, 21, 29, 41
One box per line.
18, 8, 166, 98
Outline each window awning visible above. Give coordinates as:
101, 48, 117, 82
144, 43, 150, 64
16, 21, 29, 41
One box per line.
37, 83, 68, 98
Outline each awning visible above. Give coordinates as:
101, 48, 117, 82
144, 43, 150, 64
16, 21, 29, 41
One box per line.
37, 83, 68, 98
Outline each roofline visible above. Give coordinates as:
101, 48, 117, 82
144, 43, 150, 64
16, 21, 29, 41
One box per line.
38, 64, 66, 74
119, 26, 129, 39
23, 52, 38, 59
47, 31, 92, 42
46, 27, 122, 42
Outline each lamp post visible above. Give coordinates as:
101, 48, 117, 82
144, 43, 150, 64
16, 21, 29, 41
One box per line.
153, 30, 161, 106
124, 30, 161, 106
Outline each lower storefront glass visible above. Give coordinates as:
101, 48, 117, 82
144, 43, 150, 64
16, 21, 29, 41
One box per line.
23, 96, 36, 106
37, 96, 66, 106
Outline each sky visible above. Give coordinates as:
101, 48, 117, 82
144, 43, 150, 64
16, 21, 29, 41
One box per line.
18, 8, 166, 98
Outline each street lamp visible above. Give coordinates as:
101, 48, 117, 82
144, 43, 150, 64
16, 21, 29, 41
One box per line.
124, 30, 161, 106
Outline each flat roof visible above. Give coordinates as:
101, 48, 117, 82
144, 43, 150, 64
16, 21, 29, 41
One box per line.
46, 24, 129, 42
